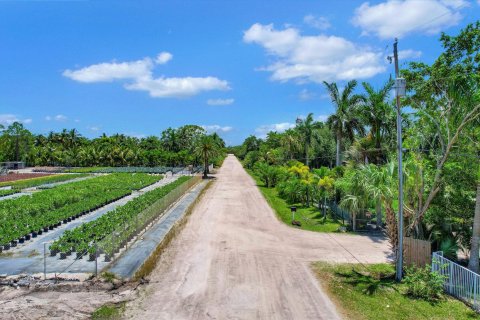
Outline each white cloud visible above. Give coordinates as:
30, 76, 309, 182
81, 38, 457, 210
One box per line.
63, 58, 154, 83
0, 114, 32, 126
352, 0, 468, 39
63, 52, 229, 98
155, 52, 173, 64
398, 49, 422, 60
55, 114, 67, 121
45, 114, 68, 122
124, 76, 229, 98
303, 14, 331, 30
243, 23, 385, 83
202, 125, 233, 133
206, 98, 235, 106
255, 122, 295, 137
87, 126, 101, 132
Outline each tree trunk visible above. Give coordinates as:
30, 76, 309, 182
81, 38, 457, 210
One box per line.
203, 155, 208, 179
352, 212, 356, 232
376, 199, 382, 229
384, 203, 399, 263
335, 132, 341, 167
323, 196, 327, 220
305, 145, 309, 167
468, 182, 480, 273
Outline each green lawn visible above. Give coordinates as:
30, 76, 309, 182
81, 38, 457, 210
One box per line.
312, 262, 479, 320
247, 169, 343, 233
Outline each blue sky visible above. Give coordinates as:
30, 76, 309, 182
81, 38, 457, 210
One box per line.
1, 0, 479, 145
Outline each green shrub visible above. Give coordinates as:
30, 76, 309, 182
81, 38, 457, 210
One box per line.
403, 265, 446, 302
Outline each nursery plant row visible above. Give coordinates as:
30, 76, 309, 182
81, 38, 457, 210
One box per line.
0, 189, 19, 198
66, 166, 186, 174
50, 175, 194, 260
0, 173, 162, 249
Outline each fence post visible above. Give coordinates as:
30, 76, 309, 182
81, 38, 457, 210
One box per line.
43, 242, 47, 280
95, 243, 98, 277
449, 260, 453, 292
474, 274, 477, 308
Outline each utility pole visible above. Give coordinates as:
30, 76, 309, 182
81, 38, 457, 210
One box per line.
393, 38, 406, 281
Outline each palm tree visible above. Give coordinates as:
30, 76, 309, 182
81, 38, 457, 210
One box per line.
296, 113, 320, 167
194, 135, 220, 179
360, 80, 395, 164
324, 80, 365, 166
280, 129, 301, 160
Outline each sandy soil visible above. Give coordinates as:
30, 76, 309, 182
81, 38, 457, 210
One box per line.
123, 155, 391, 320
0, 281, 133, 320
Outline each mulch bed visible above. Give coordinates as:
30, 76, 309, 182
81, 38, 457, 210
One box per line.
0, 173, 52, 183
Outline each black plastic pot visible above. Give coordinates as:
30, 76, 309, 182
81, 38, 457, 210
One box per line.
66, 250, 72, 256
76, 252, 83, 260
25, 234, 31, 241
11, 240, 17, 247
31, 232, 37, 238
43, 227, 48, 232
63, 219, 68, 224
4, 244, 10, 250
67, 217, 72, 222
18, 237, 24, 244
37, 229, 43, 235
88, 253, 96, 261
50, 249, 58, 257
104, 255, 111, 262
48, 226, 54, 230
60, 252, 67, 260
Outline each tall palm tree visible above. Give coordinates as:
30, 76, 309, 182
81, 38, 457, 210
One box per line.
324, 80, 365, 166
296, 113, 320, 167
194, 135, 220, 179
360, 80, 395, 164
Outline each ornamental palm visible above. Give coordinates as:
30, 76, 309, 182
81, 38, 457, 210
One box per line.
360, 80, 395, 164
280, 129, 301, 160
296, 113, 320, 167
194, 135, 220, 179
324, 80, 365, 166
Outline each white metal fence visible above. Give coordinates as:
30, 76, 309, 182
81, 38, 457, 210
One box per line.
432, 251, 480, 310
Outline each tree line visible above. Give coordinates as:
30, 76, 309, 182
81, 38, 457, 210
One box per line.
0, 124, 226, 169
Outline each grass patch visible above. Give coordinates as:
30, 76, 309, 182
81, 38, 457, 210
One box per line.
101, 271, 117, 283
246, 169, 343, 233
91, 302, 125, 320
312, 262, 479, 320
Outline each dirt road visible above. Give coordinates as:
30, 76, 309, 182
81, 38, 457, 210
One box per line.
124, 155, 391, 319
